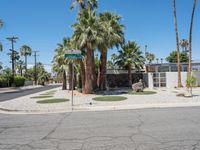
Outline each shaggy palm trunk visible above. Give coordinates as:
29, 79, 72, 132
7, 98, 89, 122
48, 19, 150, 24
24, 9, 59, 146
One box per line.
62, 70, 67, 90
173, 0, 182, 87
84, 44, 94, 94
188, 0, 196, 80
91, 50, 97, 90
99, 48, 107, 90
128, 65, 132, 87
79, 60, 85, 93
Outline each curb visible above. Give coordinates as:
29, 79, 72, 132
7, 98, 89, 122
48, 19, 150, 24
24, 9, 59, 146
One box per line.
1, 103, 200, 114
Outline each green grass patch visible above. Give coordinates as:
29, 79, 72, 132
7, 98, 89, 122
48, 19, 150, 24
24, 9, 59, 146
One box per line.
31, 96, 53, 99
37, 98, 69, 104
92, 96, 127, 102
129, 91, 157, 95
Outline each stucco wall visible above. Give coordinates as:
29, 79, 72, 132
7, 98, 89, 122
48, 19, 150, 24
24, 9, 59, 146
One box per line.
193, 72, 200, 86
166, 72, 187, 88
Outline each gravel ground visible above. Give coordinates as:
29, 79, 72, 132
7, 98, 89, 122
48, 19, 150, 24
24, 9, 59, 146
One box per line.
0, 87, 200, 113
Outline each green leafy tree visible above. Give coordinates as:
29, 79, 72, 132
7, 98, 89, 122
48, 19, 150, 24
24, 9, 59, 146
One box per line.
166, 51, 188, 63
20, 45, 32, 74
115, 41, 145, 87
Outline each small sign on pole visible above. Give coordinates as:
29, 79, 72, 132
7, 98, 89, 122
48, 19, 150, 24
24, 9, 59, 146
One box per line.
64, 50, 82, 107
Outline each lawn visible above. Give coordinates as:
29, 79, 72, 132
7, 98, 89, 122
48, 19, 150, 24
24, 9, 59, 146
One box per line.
37, 98, 69, 104
92, 96, 127, 102
31, 96, 53, 99
129, 91, 157, 95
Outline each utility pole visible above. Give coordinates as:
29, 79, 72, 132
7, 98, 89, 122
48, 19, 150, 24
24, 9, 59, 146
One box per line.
6, 36, 18, 79
32, 51, 39, 85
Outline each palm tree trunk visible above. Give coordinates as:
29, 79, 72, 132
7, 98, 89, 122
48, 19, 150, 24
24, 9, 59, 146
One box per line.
99, 48, 107, 90
128, 65, 132, 87
62, 70, 67, 90
188, 0, 197, 80
91, 50, 97, 90
25, 56, 27, 73
79, 59, 85, 93
85, 44, 94, 94
173, 0, 182, 87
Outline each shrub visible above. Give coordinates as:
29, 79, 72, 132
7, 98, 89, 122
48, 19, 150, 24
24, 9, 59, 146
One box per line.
14, 76, 26, 87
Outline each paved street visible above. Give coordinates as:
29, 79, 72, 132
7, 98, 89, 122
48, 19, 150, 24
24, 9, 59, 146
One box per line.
0, 85, 61, 102
0, 107, 200, 150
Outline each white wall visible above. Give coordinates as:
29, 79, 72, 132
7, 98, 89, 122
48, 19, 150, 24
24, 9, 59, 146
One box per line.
148, 73, 154, 89
193, 72, 200, 86
166, 72, 187, 88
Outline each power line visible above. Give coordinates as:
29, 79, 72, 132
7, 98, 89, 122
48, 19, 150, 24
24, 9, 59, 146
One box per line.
6, 36, 18, 78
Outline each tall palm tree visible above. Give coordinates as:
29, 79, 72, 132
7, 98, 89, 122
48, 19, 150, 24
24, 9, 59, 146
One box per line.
180, 39, 189, 52
72, 9, 103, 94
98, 12, 124, 90
172, 0, 182, 87
188, 0, 197, 81
0, 19, 3, 60
16, 60, 25, 76
53, 38, 70, 90
0, 19, 3, 29
115, 41, 145, 87
70, 0, 98, 10
20, 45, 32, 74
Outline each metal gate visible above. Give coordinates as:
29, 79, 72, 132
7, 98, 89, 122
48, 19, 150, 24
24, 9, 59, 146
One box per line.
153, 73, 166, 88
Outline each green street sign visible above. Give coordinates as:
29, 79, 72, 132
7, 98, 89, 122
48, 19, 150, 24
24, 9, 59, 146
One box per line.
64, 54, 82, 59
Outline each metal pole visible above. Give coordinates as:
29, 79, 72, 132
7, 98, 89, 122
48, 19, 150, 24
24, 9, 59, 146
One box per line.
71, 61, 74, 107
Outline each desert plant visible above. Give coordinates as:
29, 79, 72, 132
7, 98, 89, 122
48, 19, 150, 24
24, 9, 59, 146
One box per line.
186, 74, 197, 95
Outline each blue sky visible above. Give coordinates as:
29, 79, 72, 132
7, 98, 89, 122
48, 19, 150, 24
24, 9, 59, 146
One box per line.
0, 0, 200, 69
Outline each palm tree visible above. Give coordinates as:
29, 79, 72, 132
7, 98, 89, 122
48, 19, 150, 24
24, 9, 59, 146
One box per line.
72, 9, 103, 94
70, 0, 98, 10
188, 0, 197, 81
98, 12, 124, 90
180, 39, 189, 52
20, 45, 32, 74
16, 60, 25, 76
0, 19, 3, 61
53, 38, 69, 90
172, 0, 182, 87
115, 41, 145, 87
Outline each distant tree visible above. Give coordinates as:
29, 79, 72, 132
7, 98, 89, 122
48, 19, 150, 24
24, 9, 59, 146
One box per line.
20, 45, 32, 74
166, 51, 188, 63
180, 39, 189, 52
115, 41, 145, 87
16, 60, 25, 76
145, 52, 155, 64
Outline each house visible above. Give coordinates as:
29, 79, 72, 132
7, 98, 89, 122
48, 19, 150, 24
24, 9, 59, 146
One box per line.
145, 63, 200, 88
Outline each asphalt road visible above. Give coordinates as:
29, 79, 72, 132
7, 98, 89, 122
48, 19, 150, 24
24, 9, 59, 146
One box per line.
0, 84, 61, 102
0, 107, 200, 150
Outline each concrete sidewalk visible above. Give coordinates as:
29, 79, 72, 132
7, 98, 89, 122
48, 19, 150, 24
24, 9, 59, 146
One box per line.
0, 87, 200, 114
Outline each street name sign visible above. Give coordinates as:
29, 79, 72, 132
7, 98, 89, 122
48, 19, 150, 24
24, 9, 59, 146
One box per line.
65, 50, 82, 59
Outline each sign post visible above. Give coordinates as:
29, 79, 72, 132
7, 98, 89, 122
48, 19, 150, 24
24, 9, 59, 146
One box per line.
64, 50, 82, 107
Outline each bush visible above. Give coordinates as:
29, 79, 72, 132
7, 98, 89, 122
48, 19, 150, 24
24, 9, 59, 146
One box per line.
14, 76, 26, 87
